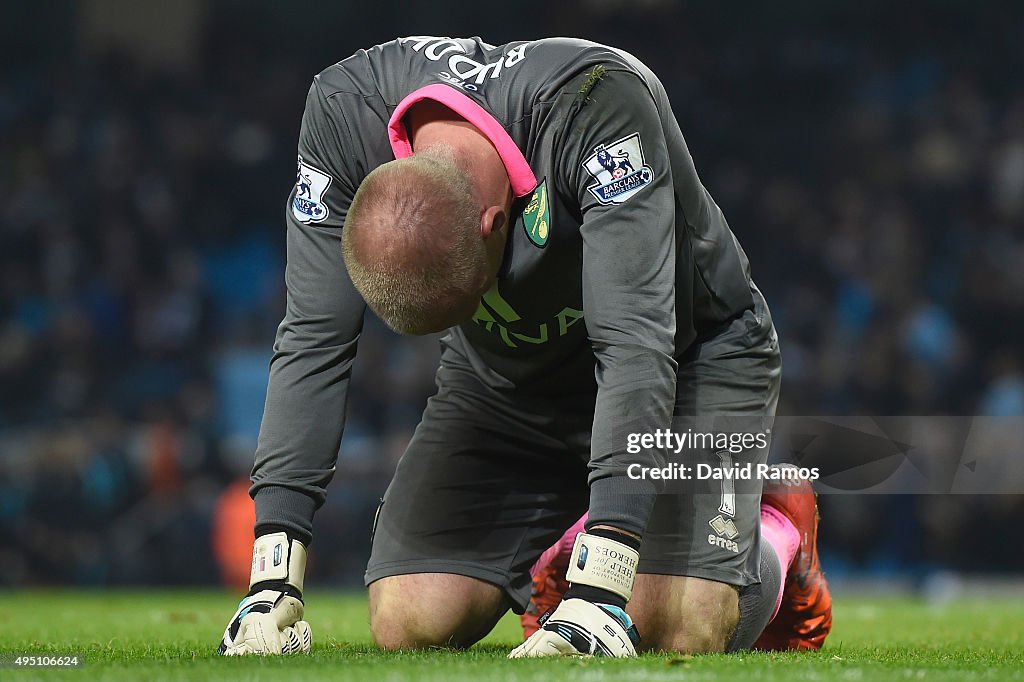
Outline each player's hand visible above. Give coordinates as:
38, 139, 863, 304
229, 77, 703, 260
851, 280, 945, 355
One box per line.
218, 532, 312, 655
219, 585, 312, 655
508, 598, 638, 657
510, 530, 641, 658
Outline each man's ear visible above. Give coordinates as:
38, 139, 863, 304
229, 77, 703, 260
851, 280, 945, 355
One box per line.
481, 205, 507, 240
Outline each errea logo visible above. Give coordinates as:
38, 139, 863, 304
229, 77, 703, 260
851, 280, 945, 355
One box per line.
709, 513, 740, 553
400, 36, 528, 89
709, 514, 739, 540
708, 534, 740, 554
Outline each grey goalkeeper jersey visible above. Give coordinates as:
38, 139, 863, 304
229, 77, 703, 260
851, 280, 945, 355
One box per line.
253, 36, 758, 542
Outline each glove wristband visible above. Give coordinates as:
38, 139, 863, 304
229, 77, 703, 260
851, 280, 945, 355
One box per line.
250, 532, 307, 594
565, 532, 639, 602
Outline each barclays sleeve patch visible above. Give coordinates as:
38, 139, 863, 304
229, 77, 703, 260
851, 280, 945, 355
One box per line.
582, 132, 654, 205
292, 157, 333, 223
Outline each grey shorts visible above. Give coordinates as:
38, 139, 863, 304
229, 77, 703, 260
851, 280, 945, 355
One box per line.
365, 291, 781, 613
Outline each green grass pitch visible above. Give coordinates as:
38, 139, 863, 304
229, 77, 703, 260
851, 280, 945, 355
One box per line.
1, 590, 1022, 680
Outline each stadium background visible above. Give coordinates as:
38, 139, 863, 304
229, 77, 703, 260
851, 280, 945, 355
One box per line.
1, 0, 1022, 591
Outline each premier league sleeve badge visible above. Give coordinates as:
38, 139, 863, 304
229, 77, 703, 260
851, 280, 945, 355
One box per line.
292, 156, 334, 223
582, 133, 654, 205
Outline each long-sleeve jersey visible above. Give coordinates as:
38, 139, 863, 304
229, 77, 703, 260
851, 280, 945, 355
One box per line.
252, 36, 758, 544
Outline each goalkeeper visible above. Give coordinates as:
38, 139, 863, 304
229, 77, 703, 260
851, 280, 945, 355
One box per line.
219, 36, 831, 657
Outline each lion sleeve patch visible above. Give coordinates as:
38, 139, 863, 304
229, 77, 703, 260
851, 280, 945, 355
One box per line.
292, 156, 333, 224
582, 132, 654, 205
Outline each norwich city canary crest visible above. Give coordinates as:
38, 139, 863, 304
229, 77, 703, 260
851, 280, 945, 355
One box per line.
522, 180, 550, 247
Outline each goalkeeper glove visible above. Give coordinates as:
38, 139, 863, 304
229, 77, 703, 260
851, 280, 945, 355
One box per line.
219, 532, 313, 655
509, 531, 640, 658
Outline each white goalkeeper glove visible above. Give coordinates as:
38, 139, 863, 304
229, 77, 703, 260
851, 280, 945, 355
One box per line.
509, 532, 640, 658
219, 532, 313, 655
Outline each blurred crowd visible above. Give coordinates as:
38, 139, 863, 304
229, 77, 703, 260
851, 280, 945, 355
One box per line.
1, 2, 1022, 587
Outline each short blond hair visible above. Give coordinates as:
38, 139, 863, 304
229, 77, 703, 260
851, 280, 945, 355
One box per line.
342, 147, 487, 335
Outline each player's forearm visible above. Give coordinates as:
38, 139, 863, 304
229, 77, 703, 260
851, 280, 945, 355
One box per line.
587, 343, 677, 536
249, 197, 366, 544
587, 479, 656, 538
251, 340, 358, 545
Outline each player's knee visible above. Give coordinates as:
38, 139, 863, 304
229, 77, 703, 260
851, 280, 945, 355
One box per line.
369, 586, 464, 649
370, 606, 458, 649
368, 573, 507, 650
629, 575, 739, 654
644, 615, 733, 654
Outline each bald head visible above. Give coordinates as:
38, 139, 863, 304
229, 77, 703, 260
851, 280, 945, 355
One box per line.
342, 147, 491, 335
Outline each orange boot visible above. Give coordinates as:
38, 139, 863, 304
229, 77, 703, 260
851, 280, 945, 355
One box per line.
754, 465, 833, 650
521, 561, 571, 638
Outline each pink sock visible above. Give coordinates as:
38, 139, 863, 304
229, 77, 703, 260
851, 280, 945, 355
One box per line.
759, 504, 800, 622
531, 513, 588, 577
